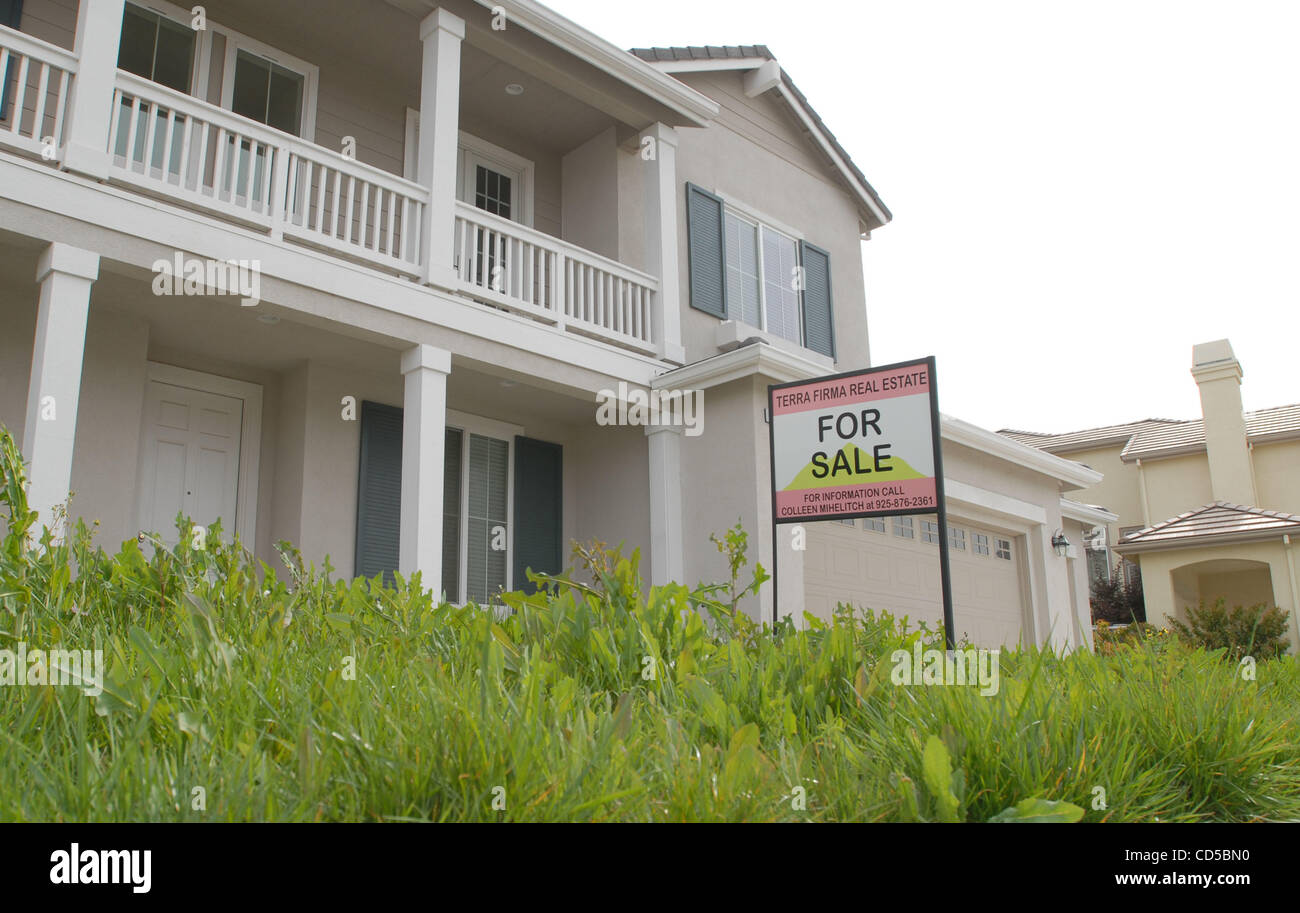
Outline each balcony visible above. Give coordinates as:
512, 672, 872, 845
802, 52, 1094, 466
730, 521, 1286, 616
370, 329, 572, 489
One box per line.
0, 0, 703, 360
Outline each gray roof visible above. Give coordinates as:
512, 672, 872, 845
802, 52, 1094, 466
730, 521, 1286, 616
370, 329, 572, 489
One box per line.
629, 45, 892, 228
1117, 502, 1300, 551
1001, 403, 1300, 461
1000, 419, 1182, 454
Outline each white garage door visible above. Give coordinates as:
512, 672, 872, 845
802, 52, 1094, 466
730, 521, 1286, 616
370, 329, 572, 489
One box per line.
803, 518, 1026, 647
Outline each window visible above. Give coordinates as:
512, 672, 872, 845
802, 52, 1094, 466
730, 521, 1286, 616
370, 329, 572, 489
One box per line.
995, 538, 1012, 561
921, 520, 940, 544
118, 4, 196, 93
217, 21, 318, 139
893, 516, 914, 539
457, 133, 534, 225
974, 533, 990, 556
724, 211, 761, 326
440, 415, 519, 606
722, 207, 802, 345
1122, 558, 1142, 590
473, 164, 513, 218
837, 518, 856, 528
864, 517, 886, 533
948, 527, 966, 550
230, 50, 304, 135
686, 185, 834, 358
464, 434, 510, 605
1086, 548, 1110, 587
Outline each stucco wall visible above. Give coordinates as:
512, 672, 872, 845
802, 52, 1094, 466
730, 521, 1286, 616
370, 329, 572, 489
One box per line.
1059, 445, 1143, 541
1252, 440, 1300, 515
1143, 454, 1214, 523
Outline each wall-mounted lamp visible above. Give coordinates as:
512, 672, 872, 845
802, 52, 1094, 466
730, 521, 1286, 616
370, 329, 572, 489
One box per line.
1051, 530, 1070, 558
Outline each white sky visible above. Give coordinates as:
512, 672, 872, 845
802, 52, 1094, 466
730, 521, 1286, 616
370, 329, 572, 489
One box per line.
545, 0, 1300, 433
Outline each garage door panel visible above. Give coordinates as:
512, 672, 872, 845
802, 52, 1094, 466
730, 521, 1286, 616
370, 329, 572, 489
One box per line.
804, 520, 1025, 647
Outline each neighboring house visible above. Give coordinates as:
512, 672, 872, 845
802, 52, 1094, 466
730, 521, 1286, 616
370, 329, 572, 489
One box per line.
1002, 340, 1300, 648
0, 2, 1098, 650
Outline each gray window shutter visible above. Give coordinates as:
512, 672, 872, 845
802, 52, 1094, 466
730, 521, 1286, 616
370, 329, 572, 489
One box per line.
512, 436, 562, 594
800, 240, 835, 359
355, 401, 403, 585
442, 427, 462, 601
686, 183, 727, 318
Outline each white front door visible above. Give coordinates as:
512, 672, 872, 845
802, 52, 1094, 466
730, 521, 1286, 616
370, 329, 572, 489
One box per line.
137, 380, 243, 544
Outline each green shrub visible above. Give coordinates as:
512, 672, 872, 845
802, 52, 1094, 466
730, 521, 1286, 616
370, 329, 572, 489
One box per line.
1169, 598, 1292, 661
1090, 561, 1145, 624
3, 424, 1300, 822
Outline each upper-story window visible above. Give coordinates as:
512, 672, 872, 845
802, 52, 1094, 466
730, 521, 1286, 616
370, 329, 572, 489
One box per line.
723, 210, 802, 344
116, 1, 317, 139
686, 184, 836, 359
118, 4, 196, 93
230, 51, 304, 135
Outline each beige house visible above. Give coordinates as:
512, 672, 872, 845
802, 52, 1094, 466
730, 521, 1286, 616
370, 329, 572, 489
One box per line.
1, 2, 1097, 650
1003, 340, 1300, 648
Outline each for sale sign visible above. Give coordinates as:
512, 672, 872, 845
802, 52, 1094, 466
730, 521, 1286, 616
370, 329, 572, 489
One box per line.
768, 357, 943, 523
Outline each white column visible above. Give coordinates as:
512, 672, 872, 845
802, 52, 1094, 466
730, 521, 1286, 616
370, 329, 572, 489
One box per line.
399, 344, 451, 592
23, 243, 100, 540
646, 424, 684, 585
642, 122, 685, 364
417, 8, 465, 290
62, 0, 127, 179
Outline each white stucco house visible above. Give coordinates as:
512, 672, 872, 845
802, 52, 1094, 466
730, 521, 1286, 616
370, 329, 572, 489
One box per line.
0, 0, 1101, 648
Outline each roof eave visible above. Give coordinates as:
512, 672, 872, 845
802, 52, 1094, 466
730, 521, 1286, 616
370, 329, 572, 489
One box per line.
471, 1, 720, 127
635, 52, 891, 229
1116, 528, 1300, 555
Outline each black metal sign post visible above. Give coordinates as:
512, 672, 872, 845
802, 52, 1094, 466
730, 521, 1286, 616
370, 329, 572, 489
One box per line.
767, 356, 955, 647
926, 356, 957, 650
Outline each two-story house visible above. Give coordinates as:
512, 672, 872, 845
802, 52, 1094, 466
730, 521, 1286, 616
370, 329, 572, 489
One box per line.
1, 1, 1101, 648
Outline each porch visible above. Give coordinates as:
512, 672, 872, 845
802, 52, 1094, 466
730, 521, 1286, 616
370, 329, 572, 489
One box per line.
0, 234, 689, 598
0, 0, 711, 360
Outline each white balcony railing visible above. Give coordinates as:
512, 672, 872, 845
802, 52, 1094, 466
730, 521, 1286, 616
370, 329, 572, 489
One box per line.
0, 26, 77, 160
453, 201, 658, 353
106, 71, 427, 276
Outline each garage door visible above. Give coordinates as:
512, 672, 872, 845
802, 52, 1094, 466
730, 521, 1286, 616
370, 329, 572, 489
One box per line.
803, 518, 1026, 647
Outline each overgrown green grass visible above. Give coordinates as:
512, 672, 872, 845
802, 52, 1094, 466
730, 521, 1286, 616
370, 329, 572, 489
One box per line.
2, 427, 1298, 822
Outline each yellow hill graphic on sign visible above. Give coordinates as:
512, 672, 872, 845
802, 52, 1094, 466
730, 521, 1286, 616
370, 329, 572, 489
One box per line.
784, 442, 927, 491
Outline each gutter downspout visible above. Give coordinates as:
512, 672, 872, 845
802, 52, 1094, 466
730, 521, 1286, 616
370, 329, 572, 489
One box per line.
1285, 534, 1300, 649
1136, 458, 1151, 527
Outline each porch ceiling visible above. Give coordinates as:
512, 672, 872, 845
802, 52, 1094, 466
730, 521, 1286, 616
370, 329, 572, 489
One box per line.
460, 43, 612, 153
387, 0, 715, 130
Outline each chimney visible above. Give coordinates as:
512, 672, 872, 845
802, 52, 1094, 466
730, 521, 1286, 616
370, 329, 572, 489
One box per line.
1191, 339, 1257, 505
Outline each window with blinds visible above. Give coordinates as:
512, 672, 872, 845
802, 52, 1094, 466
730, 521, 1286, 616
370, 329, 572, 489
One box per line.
464, 434, 509, 605
761, 225, 801, 343
724, 211, 761, 327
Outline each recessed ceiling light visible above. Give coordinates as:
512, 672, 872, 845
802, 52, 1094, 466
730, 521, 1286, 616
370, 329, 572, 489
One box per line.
505, 83, 524, 96
257, 314, 280, 325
